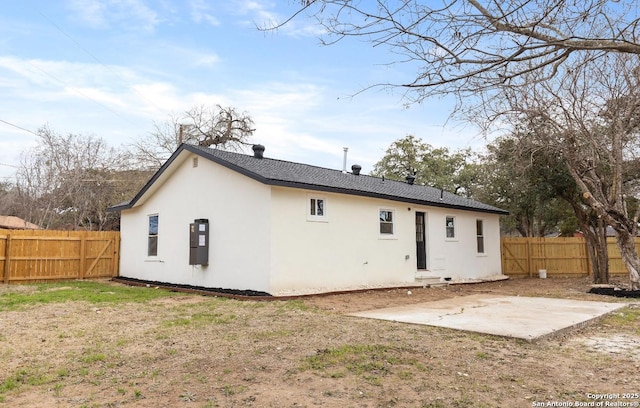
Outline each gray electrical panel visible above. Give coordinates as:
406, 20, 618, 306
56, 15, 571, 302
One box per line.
189, 219, 209, 265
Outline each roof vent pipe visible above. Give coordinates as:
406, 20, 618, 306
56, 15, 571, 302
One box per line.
406, 174, 416, 185
342, 147, 348, 173
351, 164, 361, 175
252, 144, 265, 159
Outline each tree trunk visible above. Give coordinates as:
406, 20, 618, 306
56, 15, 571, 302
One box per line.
615, 229, 640, 290
584, 228, 609, 284
569, 202, 609, 283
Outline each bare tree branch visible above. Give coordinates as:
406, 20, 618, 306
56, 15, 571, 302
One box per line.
272, 1, 640, 104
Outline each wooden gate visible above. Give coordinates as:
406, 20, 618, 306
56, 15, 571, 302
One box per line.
0, 229, 120, 284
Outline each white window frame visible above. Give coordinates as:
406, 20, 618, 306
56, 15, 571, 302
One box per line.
307, 195, 328, 222
445, 215, 456, 240
379, 208, 397, 239
476, 219, 486, 254
148, 214, 159, 257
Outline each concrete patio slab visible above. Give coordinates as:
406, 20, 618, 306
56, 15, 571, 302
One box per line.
348, 294, 626, 341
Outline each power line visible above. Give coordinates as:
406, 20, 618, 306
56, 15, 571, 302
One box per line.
26, 59, 140, 127
38, 11, 169, 116
0, 119, 38, 137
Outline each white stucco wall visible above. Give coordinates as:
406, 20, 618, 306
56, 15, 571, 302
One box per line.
119, 153, 503, 295
268, 187, 503, 295
268, 187, 418, 294
119, 152, 272, 292
421, 208, 502, 280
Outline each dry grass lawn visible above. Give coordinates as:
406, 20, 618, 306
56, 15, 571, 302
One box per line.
0, 277, 639, 407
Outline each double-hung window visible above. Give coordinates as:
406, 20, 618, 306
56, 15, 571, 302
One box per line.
379, 210, 394, 235
445, 216, 455, 239
148, 215, 158, 257
476, 219, 485, 254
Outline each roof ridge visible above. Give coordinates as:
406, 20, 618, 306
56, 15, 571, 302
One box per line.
199, 145, 435, 187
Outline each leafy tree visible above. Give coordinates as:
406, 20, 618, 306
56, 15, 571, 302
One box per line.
480, 132, 610, 283
132, 104, 255, 170
371, 135, 478, 197
476, 137, 573, 237
495, 52, 640, 288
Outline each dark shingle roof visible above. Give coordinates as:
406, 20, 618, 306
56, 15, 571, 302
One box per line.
110, 144, 508, 215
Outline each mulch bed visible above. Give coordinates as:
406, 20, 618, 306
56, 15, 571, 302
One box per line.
588, 287, 640, 298
112, 276, 273, 298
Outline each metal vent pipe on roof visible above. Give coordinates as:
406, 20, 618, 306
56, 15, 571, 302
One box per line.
252, 144, 265, 159
342, 147, 348, 173
406, 174, 416, 185
351, 164, 361, 175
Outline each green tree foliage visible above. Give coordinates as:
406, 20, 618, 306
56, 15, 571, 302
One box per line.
476, 137, 574, 237
371, 135, 478, 197
479, 124, 612, 283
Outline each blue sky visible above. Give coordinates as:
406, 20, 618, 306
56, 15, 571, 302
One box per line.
0, 0, 483, 182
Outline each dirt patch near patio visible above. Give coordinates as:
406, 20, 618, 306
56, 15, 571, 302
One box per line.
1, 276, 639, 407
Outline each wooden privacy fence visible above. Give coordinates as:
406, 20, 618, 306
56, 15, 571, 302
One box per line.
0, 229, 120, 284
501, 237, 637, 278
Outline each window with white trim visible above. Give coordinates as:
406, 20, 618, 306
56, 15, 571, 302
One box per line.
476, 219, 485, 253
307, 196, 327, 221
445, 216, 455, 239
379, 209, 394, 235
148, 214, 158, 256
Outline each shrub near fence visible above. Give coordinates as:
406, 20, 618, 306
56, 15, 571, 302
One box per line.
501, 237, 637, 278
0, 229, 120, 284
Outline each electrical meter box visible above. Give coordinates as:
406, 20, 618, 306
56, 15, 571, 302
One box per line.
189, 219, 209, 265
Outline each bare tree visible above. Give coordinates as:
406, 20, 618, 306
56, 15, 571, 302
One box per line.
496, 52, 640, 289
276, 1, 640, 105
132, 104, 255, 170
15, 126, 143, 230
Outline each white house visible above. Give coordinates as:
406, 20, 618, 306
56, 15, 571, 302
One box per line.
109, 144, 508, 296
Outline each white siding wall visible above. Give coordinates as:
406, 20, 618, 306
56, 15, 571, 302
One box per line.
269, 187, 418, 294
119, 153, 272, 292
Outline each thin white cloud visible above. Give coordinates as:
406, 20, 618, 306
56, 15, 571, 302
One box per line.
67, 0, 161, 32
189, 0, 221, 26
230, 0, 325, 36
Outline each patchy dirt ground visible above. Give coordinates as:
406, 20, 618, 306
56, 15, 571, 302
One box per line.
1, 277, 640, 408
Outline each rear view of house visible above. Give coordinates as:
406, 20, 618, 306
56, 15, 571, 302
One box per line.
109, 144, 507, 296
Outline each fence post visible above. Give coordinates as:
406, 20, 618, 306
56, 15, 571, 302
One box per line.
526, 239, 532, 277
79, 235, 86, 280
113, 233, 120, 277
3, 234, 11, 284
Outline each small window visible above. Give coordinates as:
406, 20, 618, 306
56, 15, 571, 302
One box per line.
148, 215, 158, 257
308, 196, 327, 221
446, 216, 455, 239
380, 210, 394, 234
476, 219, 485, 253
310, 198, 324, 216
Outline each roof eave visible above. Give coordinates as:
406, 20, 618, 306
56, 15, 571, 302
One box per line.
265, 179, 509, 215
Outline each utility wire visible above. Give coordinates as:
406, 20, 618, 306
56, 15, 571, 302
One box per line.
38, 11, 169, 116
0, 119, 39, 137
26, 59, 139, 127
